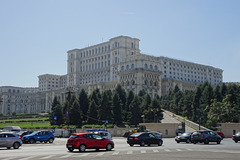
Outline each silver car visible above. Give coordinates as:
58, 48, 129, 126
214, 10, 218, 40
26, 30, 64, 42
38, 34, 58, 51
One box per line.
0, 132, 22, 149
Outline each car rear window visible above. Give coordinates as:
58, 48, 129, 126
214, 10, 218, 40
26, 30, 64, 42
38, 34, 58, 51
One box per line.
69, 135, 79, 139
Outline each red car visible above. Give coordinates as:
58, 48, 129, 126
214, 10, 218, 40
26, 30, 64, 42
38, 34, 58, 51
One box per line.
66, 132, 114, 152
214, 131, 225, 139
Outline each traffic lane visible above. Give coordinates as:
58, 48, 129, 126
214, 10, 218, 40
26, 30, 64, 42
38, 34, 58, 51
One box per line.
0, 138, 240, 159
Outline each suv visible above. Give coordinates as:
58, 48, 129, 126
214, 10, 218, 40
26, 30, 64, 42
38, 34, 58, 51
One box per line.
191, 130, 221, 144
66, 132, 114, 152
22, 130, 54, 144
0, 132, 22, 149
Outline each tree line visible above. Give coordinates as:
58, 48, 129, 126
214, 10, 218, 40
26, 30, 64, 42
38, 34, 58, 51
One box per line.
161, 82, 240, 129
50, 85, 164, 127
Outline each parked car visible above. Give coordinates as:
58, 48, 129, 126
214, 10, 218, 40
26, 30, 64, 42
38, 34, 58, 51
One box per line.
66, 132, 114, 152
191, 130, 221, 144
22, 130, 54, 144
213, 131, 225, 139
16, 131, 33, 140
3, 126, 21, 132
175, 132, 193, 143
127, 132, 163, 147
232, 132, 240, 143
94, 131, 112, 140
0, 132, 22, 149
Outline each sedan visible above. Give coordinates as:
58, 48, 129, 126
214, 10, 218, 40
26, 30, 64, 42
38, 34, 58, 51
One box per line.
66, 132, 114, 152
175, 132, 192, 143
232, 132, 240, 143
0, 132, 22, 149
127, 132, 163, 147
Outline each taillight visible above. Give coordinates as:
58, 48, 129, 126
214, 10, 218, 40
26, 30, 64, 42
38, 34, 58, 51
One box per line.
134, 137, 138, 140
200, 134, 204, 137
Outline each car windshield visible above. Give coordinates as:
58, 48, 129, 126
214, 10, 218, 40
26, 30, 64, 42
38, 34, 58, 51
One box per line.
29, 131, 39, 135
236, 132, 240, 136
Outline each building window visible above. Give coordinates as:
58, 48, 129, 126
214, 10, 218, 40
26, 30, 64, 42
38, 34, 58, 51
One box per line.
126, 65, 129, 70
131, 64, 134, 69
145, 64, 148, 69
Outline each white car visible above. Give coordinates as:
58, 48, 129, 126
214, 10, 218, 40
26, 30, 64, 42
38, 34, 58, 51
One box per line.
94, 131, 112, 140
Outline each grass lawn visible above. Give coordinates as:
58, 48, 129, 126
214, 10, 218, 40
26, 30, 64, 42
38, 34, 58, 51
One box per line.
0, 122, 53, 129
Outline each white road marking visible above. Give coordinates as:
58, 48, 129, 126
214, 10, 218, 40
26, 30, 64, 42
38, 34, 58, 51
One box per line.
59, 154, 73, 158
187, 148, 193, 151
127, 151, 133, 154
165, 149, 171, 152
21, 156, 38, 160
96, 152, 105, 156
72, 153, 90, 157
153, 150, 159, 152
141, 150, 146, 153
40, 155, 55, 159
176, 149, 182, 151
112, 152, 119, 155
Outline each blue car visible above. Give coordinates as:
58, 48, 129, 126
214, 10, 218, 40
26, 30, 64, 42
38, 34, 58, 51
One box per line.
22, 130, 55, 144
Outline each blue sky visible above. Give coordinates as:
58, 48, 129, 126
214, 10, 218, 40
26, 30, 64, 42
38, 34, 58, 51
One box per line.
1, 0, 240, 87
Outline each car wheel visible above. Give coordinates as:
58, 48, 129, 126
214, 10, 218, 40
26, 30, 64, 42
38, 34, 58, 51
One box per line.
176, 140, 180, 143
79, 144, 86, 152
106, 143, 113, 151
13, 142, 20, 149
140, 141, 145, 146
44, 141, 48, 143
193, 141, 197, 144
158, 140, 163, 146
7, 147, 11, 149
204, 139, 209, 144
48, 138, 54, 143
129, 144, 134, 147
29, 138, 35, 144
217, 139, 221, 144
68, 148, 74, 152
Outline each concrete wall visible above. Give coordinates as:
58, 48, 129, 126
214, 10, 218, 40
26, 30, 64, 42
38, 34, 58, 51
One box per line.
217, 123, 240, 138
140, 123, 179, 138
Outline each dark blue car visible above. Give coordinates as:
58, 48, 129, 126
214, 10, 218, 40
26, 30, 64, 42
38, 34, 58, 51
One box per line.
22, 130, 55, 144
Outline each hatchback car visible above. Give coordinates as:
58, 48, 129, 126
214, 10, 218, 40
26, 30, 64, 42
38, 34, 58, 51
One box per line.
175, 132, 193, 143
214, 131, 225, 139
232, 132, 240, 143
22, 130, 54, 144
0, 132, 22, 149
66, 132, 114, 152
127, 132, 163, 147
191, 130, 221, 144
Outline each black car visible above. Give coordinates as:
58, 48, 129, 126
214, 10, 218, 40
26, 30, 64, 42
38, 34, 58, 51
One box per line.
127, 132, 163, 147
232, 132, 240, 143
175, 132, 192, 143
191, 130, 221, 144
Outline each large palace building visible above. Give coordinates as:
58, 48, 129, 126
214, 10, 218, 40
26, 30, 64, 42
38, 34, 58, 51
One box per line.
0, 36, 223, 115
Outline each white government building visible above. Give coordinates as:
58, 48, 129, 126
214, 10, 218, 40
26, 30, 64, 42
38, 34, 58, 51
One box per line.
0, 36, 223, 115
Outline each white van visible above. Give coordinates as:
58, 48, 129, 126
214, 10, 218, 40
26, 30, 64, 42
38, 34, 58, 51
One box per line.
3, 126, 21, 132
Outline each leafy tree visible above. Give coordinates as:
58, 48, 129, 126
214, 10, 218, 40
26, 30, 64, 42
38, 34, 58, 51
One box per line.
192, 86, 201, 122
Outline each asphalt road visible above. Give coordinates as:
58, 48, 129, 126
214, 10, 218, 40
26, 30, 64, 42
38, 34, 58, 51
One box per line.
1, 137, 240, 160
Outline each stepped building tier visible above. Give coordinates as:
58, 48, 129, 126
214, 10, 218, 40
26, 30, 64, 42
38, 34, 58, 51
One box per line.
0, 36, 223, 115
